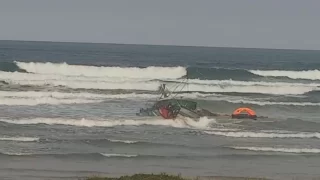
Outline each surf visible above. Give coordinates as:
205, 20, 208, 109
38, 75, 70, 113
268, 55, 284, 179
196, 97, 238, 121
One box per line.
15, 61, 187, 79
0, 117, 216, 129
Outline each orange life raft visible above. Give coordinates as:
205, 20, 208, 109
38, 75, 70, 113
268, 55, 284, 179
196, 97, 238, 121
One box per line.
231, 107, 257, 120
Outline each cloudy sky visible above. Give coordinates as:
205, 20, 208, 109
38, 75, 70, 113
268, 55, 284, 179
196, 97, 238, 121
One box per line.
1, 0, 319, 50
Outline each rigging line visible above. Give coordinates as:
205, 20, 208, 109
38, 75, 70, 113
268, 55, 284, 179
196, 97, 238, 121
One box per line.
172, 85, 186, 99
167, 78, 187, 98
171, 79, 188, 99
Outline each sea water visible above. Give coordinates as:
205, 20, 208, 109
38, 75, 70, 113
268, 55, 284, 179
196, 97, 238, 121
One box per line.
0, 40, 320, 180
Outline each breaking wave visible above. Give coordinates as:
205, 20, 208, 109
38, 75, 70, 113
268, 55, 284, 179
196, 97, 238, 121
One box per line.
1, 62, 319, 96
204, 131, 320, 139
230, 146, 320, 154
2, 75, 316, 95
15, 61, 186, 79
0, 91, 105, 105
2, 61, 319, 81
250, 69, 320, 80
0, 90, 217, 106
0, 90, 318, 107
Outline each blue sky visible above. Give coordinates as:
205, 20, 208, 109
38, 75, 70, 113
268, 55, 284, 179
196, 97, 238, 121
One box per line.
1, 0, 320, 50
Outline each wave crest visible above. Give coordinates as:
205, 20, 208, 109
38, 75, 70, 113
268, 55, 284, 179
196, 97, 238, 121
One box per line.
15, 61, 186, 79
250, 69, 320, 80
230, 146, 320, 153
0, 136, 39, 142
0, 117, 215, 129
204, 131, 320, 139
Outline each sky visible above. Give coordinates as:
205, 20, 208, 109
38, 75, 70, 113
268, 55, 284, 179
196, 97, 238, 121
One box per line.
1, 0, 320, 50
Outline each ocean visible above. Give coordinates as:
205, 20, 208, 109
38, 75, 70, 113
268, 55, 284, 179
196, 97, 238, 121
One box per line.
0, 40, 320, 180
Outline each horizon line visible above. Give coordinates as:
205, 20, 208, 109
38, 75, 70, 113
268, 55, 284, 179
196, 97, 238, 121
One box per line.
1, 39, 320, 52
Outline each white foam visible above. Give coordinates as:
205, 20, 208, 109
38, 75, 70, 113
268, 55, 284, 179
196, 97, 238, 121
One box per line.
16, 61, 186, 79
1, 62, 318, 95
0, 91, 161, 105
0, 71, 147, 82
0, 117, 215, 129
0, 97, 99, 106
0, 91, 108, 99
0, 90, 223, 106
231, 146, 320, 153
107, 139, 138, 144
194, 95, 320, 106
0, 152, 33, 156
207, 128, 240, 132
250, 69, 320, 80
100, 153, 138, 157
180, 116, 217, 129
221, 98, 320, 106
0, 90, 162, 100
187, 78, 320, 87
204, 131, 320, 139
2, 88, 316, 107
0, 90, 316, 107
0, 136, 39, 142
4, 77, 316, 95
4, 71, 320, 88
2, 69, 318, 95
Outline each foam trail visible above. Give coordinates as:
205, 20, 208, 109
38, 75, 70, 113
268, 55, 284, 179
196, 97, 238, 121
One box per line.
15, 61, 186, 79
107, 139, 138, 144
3, 71, 320, 87
0, 90, 232, 105
222, 99, 320, 106
0, 91, 161, 100
204, 131, 320, 139
0, 91, 160, 105
0, 117, 215, 129
231, 146, 320, 153
0, 97, 101, 106
0, 71, 150, 83
195, 95, 320, 106
0, 91, 109, 99
0, 136, 39, 142
2, 69, 318, 95
186, 79, 320, 87
1, 90, 318, 107
179, 116, 216, 129
5, 78, 316, 95
250, 69, 320, 80
100, 153, 138, 157
0, 152, 33, 156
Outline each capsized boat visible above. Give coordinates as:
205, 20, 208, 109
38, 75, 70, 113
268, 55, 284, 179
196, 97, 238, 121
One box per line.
136, 84, 220, 120
136, 83, 266, 121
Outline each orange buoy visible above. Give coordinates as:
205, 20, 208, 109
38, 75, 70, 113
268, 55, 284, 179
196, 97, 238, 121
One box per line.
231, 107, 257, 120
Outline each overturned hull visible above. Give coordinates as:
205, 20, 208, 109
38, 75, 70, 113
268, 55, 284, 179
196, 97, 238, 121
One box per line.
136, 98, 220, 120
136, 107, 160, 116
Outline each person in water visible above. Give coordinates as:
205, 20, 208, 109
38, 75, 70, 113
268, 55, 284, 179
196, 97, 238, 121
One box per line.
158, 84, 170, 98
